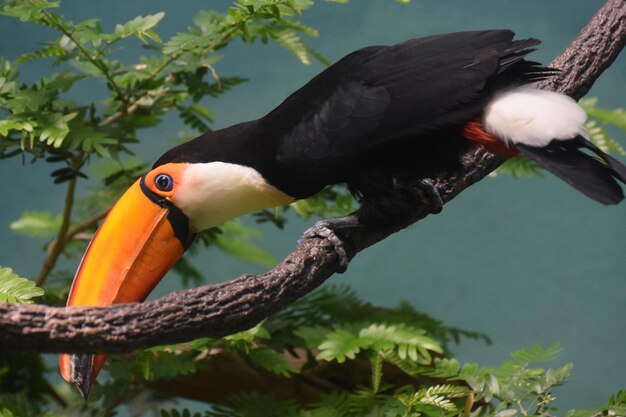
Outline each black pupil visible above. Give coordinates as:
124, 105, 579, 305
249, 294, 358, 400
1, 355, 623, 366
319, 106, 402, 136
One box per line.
155, 174, 173, 191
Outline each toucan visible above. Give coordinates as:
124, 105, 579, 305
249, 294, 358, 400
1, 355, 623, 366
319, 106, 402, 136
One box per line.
59, 30, 626, 398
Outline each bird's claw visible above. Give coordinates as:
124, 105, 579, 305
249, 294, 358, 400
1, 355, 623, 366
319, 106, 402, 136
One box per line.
416, 179, 443, 214
300, 215, 361, 272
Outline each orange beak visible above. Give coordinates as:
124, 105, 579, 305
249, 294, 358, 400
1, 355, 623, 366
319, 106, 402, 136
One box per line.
59, 177, 194, 399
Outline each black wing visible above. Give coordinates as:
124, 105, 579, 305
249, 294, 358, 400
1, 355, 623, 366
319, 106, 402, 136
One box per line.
266, 30, 544, 167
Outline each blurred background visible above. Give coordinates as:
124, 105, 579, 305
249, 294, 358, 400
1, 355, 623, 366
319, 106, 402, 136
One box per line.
0, 0, 624, 411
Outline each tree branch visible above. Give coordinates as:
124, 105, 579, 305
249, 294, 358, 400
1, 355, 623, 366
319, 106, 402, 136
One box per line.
1, 0, 625, 353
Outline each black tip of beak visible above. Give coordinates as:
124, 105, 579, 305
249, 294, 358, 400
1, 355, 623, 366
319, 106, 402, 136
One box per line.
70, 353, 93, 400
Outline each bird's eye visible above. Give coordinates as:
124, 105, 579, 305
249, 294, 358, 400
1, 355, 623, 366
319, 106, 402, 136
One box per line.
155, 174, 174, 192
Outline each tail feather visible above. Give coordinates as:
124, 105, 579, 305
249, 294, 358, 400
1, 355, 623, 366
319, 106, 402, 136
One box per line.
516, 135, 626, 205
495, 38, 557, 85
580, 139, 626, 183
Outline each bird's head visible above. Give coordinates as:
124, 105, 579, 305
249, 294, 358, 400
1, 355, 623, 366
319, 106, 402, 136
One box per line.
60, 149, 294, 397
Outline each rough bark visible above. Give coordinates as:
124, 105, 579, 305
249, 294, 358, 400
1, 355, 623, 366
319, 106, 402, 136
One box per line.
0, 0, 624, 354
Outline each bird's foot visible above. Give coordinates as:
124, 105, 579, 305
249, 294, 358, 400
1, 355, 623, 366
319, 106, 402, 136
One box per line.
300, 214, 361, 272
415, 179, 443, 214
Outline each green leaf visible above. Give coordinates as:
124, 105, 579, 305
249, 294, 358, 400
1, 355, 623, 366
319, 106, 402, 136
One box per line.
178, 103, 214, 131
0, 76, 16, 95
585, 120, 626, 155
225, 392, 299, 417
248, 348, 298, 376
163, 31, 218, 56
495, 410, 518, 417
0, 0, 60, 22
7, 88, 49, 113
271, 28, 312, 65
369, 352, 383, 393
0, 266, 44, 304
73, 18, 105, 46
0, 119, 36, 137
14, 42, 67, 64
417, 394, 457, 412
581, 97, 626, 131
114, 12, 165, 43
130, 350, 200, 382
38, 111, 77, 148
510, 343, 560, 363
290, 187, 354, 219
545, 363, 573, 386
161, 409, 203, 417
316, 329, 364, 363
293, 325, 331, 348
359, 323, 443, 363
10, 210, 62, 237
495, 155, 543, 178
64, 119, 118, 156
224, 323, 271, 349
214, 220, 276, 266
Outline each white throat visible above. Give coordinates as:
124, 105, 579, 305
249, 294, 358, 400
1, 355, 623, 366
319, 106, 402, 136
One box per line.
173, 162, 294, 231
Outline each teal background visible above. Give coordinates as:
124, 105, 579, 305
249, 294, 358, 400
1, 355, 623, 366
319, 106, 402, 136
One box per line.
1, 0, 625, 412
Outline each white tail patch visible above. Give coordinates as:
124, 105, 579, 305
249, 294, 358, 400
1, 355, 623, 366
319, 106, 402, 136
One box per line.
483, 86, 587, 147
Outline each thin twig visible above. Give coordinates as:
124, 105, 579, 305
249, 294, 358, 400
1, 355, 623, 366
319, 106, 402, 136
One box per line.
41, 11, 129, 111
64, 208, 109, 242
35, 153, 83, 286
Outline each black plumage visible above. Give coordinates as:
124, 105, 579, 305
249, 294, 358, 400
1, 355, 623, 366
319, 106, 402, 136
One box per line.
517, 136, 626, 204
153, 30, 563, 224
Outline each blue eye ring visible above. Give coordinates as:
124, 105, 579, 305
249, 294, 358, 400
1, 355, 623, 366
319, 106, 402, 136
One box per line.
155, 173, 174, 192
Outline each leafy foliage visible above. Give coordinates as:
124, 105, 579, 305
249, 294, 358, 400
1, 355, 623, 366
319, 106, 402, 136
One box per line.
0, 2, 624, 417
0, 267, 44, 304
9, 211, 62, 238
0, 0, 360, 291
32, 285, 604, 417
495, 155, 543, 178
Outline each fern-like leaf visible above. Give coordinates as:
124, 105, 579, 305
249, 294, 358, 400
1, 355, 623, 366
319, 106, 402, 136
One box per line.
271, 28, 312, 65
0, 393, 29, 417
248, 348, 298, 377
585, 120, 626, 155
369, 352, 384, 393
177, 103, 214, 132
225, 392, 299, 417
510, 343, 560, 364
425, 384, 469, 398
580, 97, 626, 131
160, 409, 203, 417
0, 267, 44, 304
15, 42, 67, 64
316, 329, 365, 363
10, 210, 62, 238
359, 323, 443, 363
418, 394, 457, 412
495, 155, 543, 178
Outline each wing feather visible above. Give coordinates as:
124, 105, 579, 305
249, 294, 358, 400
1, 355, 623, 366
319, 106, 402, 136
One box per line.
268, 30, 542, 167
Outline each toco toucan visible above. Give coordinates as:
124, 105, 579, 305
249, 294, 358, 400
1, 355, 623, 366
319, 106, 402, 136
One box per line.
59, 30, 626, 398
